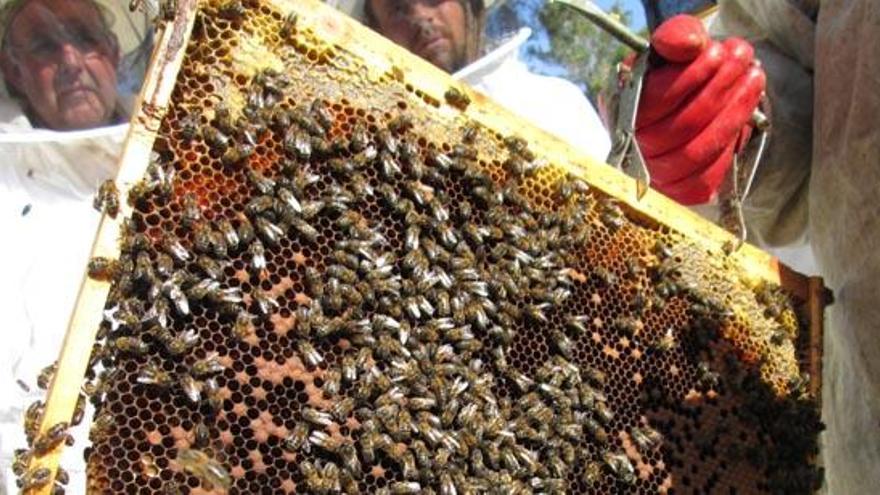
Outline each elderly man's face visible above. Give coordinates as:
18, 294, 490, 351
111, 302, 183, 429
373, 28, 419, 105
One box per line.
369, 0, 468, 72
1, 0, 120, 130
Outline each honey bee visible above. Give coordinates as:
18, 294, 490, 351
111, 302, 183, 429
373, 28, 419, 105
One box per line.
137, 360, 174, 388
178, 373, 202, 404
631, 425, 664, 452
19, 466, 52, 491
282, 421, 310, 454
254, 216, 284, 246
236, 214, 255, 245
181, 192, 202, 226
279, 11, 298, 37
162, 234, 190, 264
89, 412, 115, 443
86, 256, 120, 282
232, 311, 254, 342
290, 217, 319, 243
696, 361, 720, 390
192, 352, 224, 377
302, 407, 333, 427
113, 336, 149, 355
176, 447, 232, 492
252, 288, 279, 316
297, 341, 323, 367
93, 179, 120, 218
32, 421, 70, 455
201, 125, 229, 151
604, 452, 636, 484
36, 362, 57, 390
444, 86, 471, 110
221, 140, 255, 168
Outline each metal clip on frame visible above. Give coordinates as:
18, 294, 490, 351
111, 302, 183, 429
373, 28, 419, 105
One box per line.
551, 0, 652, 199
550, 0, 770, 247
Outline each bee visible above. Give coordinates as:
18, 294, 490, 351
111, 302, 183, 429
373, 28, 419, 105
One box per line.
290, 217, 319, 243
254, 216, 284, 246
280, 12, 298, 38
176, 448, 232, 492
181, 192, 202, 226
192, 352, 224, 377
506, 369, 534, 393
162, 279, 190, 316
309, 430, 343, 453
200, 123, 231, 155
248, 239, 267, 275
233, 215, 255, 247
19, 466, 52, 491
89, 412, 115, 442
162, 234, 190, 264
444, 86, 471, 110
651, 327, 677, 352
389, 481, 421, 494
283, 128, 312, 160
613, 316, 643, 336
388, 114, 412, 133
34, 363, 56, 391
593, 400, 615, 425
284, 422, 311, 453
179, 373, 202, 404
232, 311, 254, 341
113, 336, 149, 355
165, 329, 199, 356
310, 99, 335, 130
631, 426, 664, 452
93, 179, 120, 217
297, 341, 323, 367
177, 107, 201, 140
70, 394, 87, 427
696, 361, 720, 390
302, 407, 333, 427
252, 288, 279, 316
86, 256, 120, 282
212, 218, 239, 251
221, 139, 255, 168
11, 448, 31, 478
600, 201, 626, 232
32, 421, 70, 455
137, 360, 174, 388
604, 452, 636, 484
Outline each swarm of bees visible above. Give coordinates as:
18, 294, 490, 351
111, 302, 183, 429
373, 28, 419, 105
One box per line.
19, 3, 823, 494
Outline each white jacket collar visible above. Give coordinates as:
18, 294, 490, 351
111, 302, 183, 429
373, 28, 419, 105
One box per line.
453, 28, 532, 83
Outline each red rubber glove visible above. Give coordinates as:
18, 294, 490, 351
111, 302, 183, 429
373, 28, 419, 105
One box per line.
635, 15, 766, 205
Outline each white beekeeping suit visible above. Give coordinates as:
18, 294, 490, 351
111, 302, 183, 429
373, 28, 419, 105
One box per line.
0, 0, 152, 492
712, 0, 880, 492
453, 27, 611, 164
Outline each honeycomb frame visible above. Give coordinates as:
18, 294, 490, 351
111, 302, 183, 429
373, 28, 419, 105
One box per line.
25, 0, 828, 494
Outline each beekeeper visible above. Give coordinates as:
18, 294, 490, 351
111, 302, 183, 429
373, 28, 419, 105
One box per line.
0, 0, 151, 492
327, 0, 612, 164
638, 1, 879, 492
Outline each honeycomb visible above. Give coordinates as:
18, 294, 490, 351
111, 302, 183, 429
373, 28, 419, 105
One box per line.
61, 1, 824, 494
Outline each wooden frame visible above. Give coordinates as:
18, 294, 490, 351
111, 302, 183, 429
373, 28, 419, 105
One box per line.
25, 0, 827, 492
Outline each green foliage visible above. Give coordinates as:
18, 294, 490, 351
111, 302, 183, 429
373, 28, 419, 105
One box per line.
530, 1, 634, 98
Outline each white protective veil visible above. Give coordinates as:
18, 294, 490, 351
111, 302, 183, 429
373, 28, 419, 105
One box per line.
0, 1, 153, 493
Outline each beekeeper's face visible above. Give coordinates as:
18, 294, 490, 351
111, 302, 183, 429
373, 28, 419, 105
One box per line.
369, 0, 468, 72
1, 0, 120, 130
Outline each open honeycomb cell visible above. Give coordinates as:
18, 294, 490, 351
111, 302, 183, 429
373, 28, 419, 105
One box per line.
73, 1, 822, 494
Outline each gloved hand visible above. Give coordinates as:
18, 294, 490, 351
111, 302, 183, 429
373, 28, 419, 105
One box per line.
634, 15, 766, 205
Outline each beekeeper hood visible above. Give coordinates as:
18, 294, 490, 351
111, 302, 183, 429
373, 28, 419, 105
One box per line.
0, 0, 153, 130
326, 0, 500, 69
